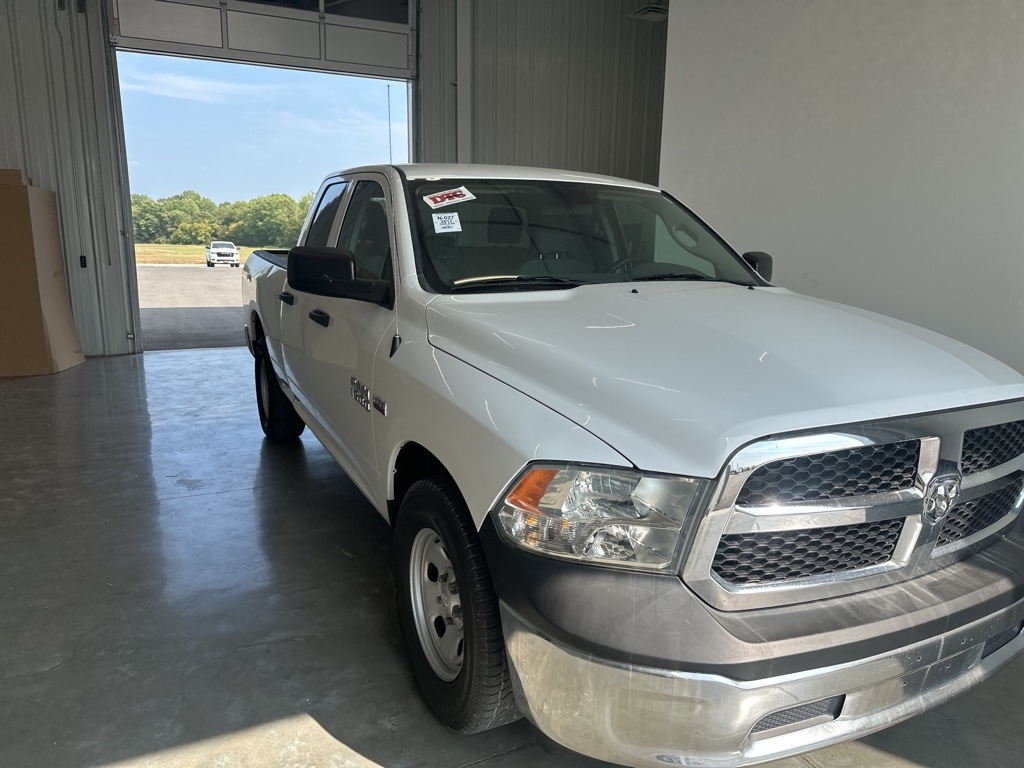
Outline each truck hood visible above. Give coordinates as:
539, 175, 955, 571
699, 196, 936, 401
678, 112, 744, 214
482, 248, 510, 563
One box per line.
425, 283, 1024, 477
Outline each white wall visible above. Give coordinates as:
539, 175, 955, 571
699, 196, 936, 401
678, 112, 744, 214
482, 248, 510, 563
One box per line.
659, 0, 1024, 373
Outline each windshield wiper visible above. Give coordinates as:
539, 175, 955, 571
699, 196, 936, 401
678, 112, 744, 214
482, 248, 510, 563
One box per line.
451, 275, 584, 292
631, 273, 752, 287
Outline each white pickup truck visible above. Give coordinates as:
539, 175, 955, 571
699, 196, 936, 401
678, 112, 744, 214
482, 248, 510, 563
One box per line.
242, 164, 1024, 768
206, 240, 240, 268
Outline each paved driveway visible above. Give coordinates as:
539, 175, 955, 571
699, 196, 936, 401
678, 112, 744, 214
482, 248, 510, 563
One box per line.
137, 264, 247, 350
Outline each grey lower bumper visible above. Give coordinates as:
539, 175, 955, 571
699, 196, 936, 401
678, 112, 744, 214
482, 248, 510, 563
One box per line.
501, 600, 1024, 768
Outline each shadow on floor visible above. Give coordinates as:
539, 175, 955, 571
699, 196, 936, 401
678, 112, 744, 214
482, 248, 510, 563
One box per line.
140, 306, 246, 350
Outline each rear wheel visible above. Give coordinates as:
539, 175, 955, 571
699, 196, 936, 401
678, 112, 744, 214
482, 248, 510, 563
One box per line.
254, 338, 305, 441
394, 477, 519, 733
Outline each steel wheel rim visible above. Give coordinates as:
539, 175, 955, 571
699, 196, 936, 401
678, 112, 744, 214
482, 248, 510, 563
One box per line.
409, 527, 464, 681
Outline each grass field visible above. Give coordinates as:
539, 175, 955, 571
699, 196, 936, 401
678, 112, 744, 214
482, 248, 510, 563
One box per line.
134, 243, 263, 265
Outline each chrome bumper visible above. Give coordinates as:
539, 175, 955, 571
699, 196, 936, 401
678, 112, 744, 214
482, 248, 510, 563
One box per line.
501, 600, 1024, 768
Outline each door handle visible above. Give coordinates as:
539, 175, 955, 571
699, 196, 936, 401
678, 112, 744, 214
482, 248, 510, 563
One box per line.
278, 291, 295, 305
309, 309, 330, 327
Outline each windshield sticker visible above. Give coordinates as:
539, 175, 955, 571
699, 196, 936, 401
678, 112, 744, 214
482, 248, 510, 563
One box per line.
423, 186, 476, 209
432, 212, 462, 233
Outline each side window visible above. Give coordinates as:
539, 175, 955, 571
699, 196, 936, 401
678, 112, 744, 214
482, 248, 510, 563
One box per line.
304, 181, 348, 248
336, 180, 391, 281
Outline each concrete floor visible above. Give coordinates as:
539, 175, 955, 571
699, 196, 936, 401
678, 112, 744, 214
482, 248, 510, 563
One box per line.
1, 347, 1021, 768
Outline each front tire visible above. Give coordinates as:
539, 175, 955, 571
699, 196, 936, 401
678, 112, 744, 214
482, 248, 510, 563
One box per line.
254, 338, 305, 441
394, 477, 519, 733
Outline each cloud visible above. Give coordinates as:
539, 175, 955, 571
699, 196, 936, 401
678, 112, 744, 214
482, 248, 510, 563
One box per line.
231, 107, 409, 172
119, 71, 273, 103
239, 108, 406, 144
246, 109, 345, 137
335, 109, 408, 140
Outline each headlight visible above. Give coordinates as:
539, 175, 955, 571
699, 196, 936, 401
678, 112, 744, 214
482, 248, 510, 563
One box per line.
494, 464, 707, 571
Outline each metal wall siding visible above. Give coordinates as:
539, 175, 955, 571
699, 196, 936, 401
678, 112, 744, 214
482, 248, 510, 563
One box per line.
0, 0, 137, 357
415, 0, 459, 162
470, 0, 666, 184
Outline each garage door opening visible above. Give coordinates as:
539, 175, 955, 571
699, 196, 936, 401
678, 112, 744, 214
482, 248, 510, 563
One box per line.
117, 51, 409, 350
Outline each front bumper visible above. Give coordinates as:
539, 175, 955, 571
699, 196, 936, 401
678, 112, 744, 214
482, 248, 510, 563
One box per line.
502, 600, 1024, 767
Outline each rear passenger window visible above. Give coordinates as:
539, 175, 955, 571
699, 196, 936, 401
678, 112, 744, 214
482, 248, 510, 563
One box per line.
304, 182, 348, 248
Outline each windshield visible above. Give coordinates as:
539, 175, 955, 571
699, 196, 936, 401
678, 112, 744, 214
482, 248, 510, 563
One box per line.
406, 178, 759, 292
211, 241, 234, 249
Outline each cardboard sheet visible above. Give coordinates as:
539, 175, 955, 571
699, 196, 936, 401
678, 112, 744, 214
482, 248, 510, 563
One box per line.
0, 170, 85, 376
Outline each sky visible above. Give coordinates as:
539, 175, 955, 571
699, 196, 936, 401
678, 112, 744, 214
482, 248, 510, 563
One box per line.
117, 52, 409, 204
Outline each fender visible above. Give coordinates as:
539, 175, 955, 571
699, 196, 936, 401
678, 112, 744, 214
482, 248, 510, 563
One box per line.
374, 338, 631, 527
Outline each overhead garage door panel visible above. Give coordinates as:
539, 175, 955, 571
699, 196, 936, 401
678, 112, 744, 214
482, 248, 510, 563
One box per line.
111, 0, 415, 79
115, 1, 223, 48
325, 25, 407, 71
227, 11, 320, 58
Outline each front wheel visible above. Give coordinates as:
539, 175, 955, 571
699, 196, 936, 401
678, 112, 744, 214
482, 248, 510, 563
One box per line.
254, 338, 305, 441
394, 477, 519, 733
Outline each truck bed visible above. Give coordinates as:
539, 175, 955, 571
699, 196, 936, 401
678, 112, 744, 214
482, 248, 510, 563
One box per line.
249, 248, 289, 271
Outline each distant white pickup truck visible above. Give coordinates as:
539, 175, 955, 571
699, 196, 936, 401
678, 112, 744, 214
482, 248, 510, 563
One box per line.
206, 240, 239, 268
242, 164, 1024, 768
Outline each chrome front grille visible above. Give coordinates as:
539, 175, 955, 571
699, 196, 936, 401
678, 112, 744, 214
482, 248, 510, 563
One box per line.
936, 477, 1024, 548
962, 420, 1024, 474
713, 519, 903, 585
684, 401, 1024, 611
736, 441, 919, 506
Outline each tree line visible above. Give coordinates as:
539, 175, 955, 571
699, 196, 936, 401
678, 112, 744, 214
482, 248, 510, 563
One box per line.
131, 190, 315, 247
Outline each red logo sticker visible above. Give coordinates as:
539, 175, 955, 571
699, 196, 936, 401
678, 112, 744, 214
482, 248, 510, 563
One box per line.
423, 186, 477, 209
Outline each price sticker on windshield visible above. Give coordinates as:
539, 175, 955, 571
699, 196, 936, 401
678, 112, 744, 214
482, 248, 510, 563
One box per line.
432, 212, 462, 233
423, 186, 476, 209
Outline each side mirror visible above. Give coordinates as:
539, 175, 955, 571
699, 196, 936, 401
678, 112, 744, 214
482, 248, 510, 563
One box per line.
287, 246, 391, 305
288, 246, 355, 296
742, 251, 773, 282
